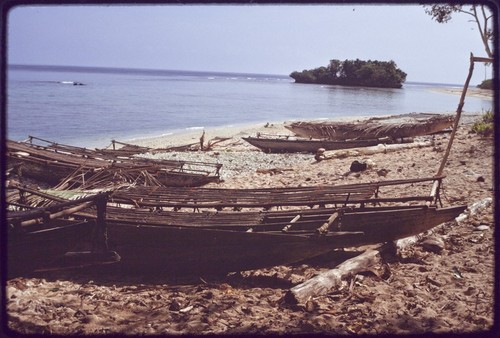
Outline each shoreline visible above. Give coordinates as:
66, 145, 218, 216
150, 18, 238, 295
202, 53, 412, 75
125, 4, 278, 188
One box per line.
430, 87, 493, 99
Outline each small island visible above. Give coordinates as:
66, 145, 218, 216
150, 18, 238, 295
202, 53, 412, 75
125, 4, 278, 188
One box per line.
290, 58, 407, 89
477, 78, 492, 89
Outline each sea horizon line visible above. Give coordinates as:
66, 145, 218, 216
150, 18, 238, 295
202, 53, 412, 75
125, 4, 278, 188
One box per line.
8, 63, 292, 80
8, 63, 465, 87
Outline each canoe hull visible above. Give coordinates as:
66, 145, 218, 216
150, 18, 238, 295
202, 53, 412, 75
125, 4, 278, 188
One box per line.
242, 136, 384, 153
106, 224, 363, 275
8, 157, 85, 185
9, 156, 219, 188
340, 205, 467, 242
105, 205, 466, 275
8, 219, 97, 276
7, 139, 221, 187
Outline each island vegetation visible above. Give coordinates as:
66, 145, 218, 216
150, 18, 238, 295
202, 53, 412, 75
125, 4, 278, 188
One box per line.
290, 59, 407, 89
477, 79, 492, 89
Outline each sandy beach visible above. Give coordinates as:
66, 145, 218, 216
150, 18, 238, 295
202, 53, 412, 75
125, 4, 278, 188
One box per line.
5, 113, 495, 335
430, 87, 494, 100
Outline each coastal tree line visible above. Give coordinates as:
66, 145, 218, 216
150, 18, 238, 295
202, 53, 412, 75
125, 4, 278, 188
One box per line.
290, 59, 407, 89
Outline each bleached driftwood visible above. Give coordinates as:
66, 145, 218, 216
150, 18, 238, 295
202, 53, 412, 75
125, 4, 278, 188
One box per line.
285, 243, 393, 305
455, 197, 492, 223
315, 141, 433, 161
204, 137, 232, 151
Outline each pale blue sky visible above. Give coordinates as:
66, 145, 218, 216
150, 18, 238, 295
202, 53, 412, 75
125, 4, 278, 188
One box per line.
7, 4, 494, 84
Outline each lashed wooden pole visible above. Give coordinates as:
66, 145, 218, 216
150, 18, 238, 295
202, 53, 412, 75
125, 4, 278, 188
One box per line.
431, 53, 493, 202
436, 53, 475, 177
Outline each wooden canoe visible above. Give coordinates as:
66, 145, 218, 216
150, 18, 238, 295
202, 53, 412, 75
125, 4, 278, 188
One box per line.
7, 139, 221, 188
97, 139, 200, 156
103, 204, 466, 275
285, 114, 454, 140
242, 135, 398, 153
7, 178, 466, 276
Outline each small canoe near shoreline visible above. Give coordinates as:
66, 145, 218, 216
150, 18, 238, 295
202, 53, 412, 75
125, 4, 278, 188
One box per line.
242, 134, 411, 153
285, 113, 454, 140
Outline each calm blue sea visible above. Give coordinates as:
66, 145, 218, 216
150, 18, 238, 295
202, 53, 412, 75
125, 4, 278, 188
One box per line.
7, 65, 493, 148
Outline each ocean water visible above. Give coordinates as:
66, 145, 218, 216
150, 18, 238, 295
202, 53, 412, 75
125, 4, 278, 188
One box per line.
7, 65, 493, 148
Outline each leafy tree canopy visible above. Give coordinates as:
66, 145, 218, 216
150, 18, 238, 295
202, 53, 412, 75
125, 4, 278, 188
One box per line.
290, 59, 407, 89
424, 5, 493, 58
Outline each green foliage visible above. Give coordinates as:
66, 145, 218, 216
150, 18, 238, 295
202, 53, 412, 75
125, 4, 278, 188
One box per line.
477, 79, 492, 89
289, 59, 407, 89
471, 110, 494, 137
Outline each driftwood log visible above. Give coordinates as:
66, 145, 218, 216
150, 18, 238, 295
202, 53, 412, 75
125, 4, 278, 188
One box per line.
285, 243, 394, 305
455, 197, 492, 223
314, 141, 433, 161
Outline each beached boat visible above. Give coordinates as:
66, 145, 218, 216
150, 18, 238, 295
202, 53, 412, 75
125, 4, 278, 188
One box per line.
242, 134, 403, 153
6, 189, 110, 277
22, 176, 465, 275
8, 176, 466, 275
97, 139, 200, 157
285, 113, 454, 140
7, 138, 222, 188
102, 199, 465, 275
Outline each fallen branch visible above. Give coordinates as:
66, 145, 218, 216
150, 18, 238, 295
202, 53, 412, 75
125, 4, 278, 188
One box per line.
204, 137, 232, 151
285, 243, 394, 305
315, 141, 433, 161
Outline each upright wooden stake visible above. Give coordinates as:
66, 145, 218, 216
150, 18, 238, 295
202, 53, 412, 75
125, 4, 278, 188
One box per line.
431, 53, 487, 203
431, 53, 494, 202
436, 53, 475, 177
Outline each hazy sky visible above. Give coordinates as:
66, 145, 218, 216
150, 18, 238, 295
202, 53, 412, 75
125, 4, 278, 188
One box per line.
7, 4, 494, 84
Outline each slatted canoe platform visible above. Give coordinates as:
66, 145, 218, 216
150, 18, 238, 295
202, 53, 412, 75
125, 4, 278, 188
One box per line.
109, 176, 441, 210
